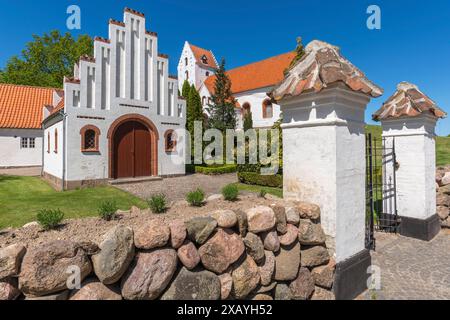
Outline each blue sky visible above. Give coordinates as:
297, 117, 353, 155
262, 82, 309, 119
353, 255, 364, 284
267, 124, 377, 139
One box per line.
0, 0, 449, 135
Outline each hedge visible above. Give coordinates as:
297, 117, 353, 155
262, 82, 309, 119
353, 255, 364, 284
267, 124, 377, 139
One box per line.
237, 172, 283, 188
195, 164, 237, 175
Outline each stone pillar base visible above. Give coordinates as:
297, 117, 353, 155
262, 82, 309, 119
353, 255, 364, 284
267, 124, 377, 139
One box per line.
399, 214, 441, 241
333, 249, 371, 300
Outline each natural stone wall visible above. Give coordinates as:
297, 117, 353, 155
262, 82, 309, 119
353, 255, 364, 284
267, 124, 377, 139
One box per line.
436, 166, 450, 228
0, 202, 336, 300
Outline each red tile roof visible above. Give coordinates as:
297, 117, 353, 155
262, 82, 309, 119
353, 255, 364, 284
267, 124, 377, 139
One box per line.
0, 84, 55, 129
189, 43, 218, 69
373, 82, 447, 121
204, 51, 296, 95
49, 96, 65, 116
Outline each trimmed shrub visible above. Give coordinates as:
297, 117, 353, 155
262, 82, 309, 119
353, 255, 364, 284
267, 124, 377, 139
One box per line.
37, 209, 64, 230
98, 201, 118, 221
185, 164, 196, 174
222, 184, 239, 201
238, 172, 283, 188
186, 188, 205, 207
195, 164, 237, 175
148, 194, 167, 214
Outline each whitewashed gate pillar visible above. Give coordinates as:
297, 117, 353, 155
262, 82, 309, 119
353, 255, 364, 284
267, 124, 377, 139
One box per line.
374, 82, 447, 241
271, 40, 383, 300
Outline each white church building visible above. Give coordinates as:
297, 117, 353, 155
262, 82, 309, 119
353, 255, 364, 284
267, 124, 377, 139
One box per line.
38, 8, 186, 190
178, 43, 296, 128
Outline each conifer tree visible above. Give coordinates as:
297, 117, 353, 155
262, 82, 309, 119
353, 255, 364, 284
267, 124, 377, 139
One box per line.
186, 85, 204, 156
206, 59, 236, 132
182, 80, 191, 99
243, 111, 253, 131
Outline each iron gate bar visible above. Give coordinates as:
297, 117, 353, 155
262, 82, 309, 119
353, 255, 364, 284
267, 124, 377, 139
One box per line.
365, 133, 399, 250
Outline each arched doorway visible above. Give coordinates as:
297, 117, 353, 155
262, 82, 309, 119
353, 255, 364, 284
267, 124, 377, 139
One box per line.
108, 114, 159, 179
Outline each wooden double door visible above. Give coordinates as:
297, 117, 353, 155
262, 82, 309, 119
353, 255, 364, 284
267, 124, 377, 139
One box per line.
113, 121, 153, 179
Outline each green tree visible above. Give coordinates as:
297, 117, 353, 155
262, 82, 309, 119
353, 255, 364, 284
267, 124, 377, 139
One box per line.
243, 111, 253, 131
181, 80, 191, 99
207, 59, 237, 132
0, 30, 93, 88
186, 85, 204, 157
284, 37, 306, 76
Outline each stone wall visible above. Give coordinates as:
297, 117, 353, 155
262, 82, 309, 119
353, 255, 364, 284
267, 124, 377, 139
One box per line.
0, 202, 336, 300
436, 165, 450, 228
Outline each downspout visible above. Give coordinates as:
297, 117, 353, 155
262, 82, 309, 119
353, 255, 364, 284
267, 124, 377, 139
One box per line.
61, 111, 67, 191
40, 124, 44, 177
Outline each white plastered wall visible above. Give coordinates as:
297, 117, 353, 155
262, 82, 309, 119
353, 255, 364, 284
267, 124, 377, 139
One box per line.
381, 115, 437, 220
281, 85, 370, 263
0, 129, 43, 167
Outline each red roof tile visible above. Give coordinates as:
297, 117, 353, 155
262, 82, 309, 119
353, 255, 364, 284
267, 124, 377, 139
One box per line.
373, 82, 447, 121
204, 51, 296, 95
271, 40, 383, 101
189, 43, 218, 69
0, 84, 55, 129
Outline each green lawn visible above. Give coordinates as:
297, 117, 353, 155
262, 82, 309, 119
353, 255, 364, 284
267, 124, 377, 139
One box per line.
0, 176, 147, 229
366, 125, 450, 166
436, 136, 450, 166
234, 183, 283, 199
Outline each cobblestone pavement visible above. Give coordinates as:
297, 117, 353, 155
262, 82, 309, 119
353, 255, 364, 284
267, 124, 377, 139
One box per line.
0, 166, 41, 176
116, 173, 239, 200
360, 229, 450, 300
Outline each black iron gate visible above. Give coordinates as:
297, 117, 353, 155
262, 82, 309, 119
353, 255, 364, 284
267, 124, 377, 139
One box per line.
365, 133, 400, 250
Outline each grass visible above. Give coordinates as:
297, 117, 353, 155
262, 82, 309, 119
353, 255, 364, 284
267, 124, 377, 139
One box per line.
233, 183, 283, 199
436, 135, 450, 166
0, 176, 147, 229
366, 125, 450, 166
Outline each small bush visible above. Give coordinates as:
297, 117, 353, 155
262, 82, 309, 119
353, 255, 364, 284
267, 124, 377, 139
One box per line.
186, 188, 205, 207
222, 184, 239, 201
37, 209, 64, 230
238, 172, 283, 188
98, 201, 118, 221
259, 189, 267, 198
195, 164, 237, 175
148, 194, 167, 214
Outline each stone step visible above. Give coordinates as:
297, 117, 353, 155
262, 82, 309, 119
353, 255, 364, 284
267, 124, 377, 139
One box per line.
109, 176, 163, 185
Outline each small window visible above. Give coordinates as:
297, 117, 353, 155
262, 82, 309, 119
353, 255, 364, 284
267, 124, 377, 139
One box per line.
206, 71, 210, 77
54, 129, 58, 154
202, 96, 206, 106
21, 137, 28, 149
80, 125, 100, 152
185, 70, 189, 80
201, 55, 208, 65
29, 138, 35, 149
165, 130, 177, 152
185, 57, 188, 66
263, 99, 273, 119
84, 130, 96, 150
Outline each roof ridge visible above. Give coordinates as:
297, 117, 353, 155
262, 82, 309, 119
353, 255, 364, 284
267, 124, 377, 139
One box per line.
188, 43, 214, 53
0, 83, 61, 91
227, 51, 296, 73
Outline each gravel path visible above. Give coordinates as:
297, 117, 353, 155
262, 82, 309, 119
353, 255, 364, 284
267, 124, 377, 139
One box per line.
359, 229, 450, 300
116, 173, 239, 200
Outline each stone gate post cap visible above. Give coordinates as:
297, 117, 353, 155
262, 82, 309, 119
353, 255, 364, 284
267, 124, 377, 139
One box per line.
270, 40, 383, 102
372, 81, 447, 121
